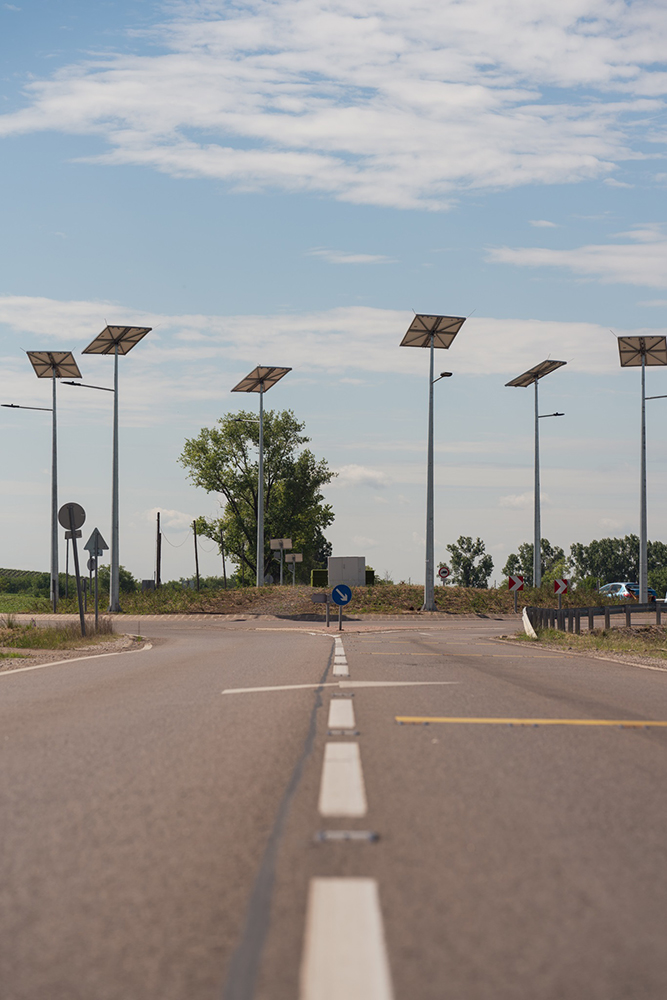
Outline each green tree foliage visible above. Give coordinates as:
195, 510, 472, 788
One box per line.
97, 564, 138, 594
180, 409, 335, 583
502, 539, 565, 588
569, 536, 667, 589
445, 536, 494, 588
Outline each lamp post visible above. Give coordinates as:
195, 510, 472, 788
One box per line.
3, 351, 81, 611
80, 326, 151, 612
400, 314, 466, 611
231, 366, 291, 587
506, 360, 566, 588
617, 336, 667, 603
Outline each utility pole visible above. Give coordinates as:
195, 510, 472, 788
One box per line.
193, 520, 200, 591
156, 511, 162, 588
220, 527, 227, 588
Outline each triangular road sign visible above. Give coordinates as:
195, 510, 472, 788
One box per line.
84, 528, 109, 555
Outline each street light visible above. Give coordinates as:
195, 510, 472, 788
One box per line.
81, 325, 152, 611
506, 359, 566, 589
617, 335, 667, 603
231, 366, 292, 587
2, 351, 81, 611
400, 314, 466, 611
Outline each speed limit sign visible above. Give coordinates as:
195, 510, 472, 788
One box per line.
438, 566, 450, 580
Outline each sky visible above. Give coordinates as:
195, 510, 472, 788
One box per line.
1, 0, 666, 586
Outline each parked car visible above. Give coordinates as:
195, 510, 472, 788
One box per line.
599, 582, 657, 602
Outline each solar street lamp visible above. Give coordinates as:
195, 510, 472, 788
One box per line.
2, 351, 81, 611
400, 315, 466, 611
506, 360, 566, 589
82, 326, 151, 611
231, 366, 291, 587
617, 335, 667, 603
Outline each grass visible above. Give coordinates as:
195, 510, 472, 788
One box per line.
0, 651, 26, 660
512, 624, 667, 660
0, 616, 115, 650
0, 581, 628, 618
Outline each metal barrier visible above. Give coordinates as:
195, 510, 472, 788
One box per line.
526, 603, 662, 632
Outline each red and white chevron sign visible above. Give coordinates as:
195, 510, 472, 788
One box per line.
554, 578, 568, 595
508, 574, 524, 592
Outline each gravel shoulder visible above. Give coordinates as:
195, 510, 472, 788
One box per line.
0, 635, 150, 673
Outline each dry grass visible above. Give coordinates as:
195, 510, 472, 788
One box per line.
513, 623, 667, 660
0, 617, 115, 650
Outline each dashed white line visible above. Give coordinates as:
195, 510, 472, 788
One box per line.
333, 636, 349, 676
299, 877, 394, 1000
318, 742, 367, 817
328, 699, 356, 730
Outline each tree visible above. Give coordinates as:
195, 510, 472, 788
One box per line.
180, 409, 335, 583
502, 538, 565, 588
569, 535, 667, 588
445, 536, 494, 588
97, 564, 138, 594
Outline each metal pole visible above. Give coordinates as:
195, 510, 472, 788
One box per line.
220, 527, 227, 588
256, 385, 264, 587
65, 536, 69, 599
109, 345, 120, 612
193, 520, 200, 590
534, 378, 541, 589
51, 368, 58, 611
338, 604, 343, 631
422, 333, 436, 611
94, 556, 99, 629
68, 506, 86, 637
156, 511, 162, 588
280, 548, 284, 586
640, 354, 648, 603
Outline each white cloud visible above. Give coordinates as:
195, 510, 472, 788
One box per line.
332, 464, 391, 488
639, 299, 667, 307
499, 491, 550, 509
0, 295, 665, 401
487, 225, 667, 288
145, 507, 193, 529
600, 518, 622, 531
530, 220, 558, 228
352, 535, 378, 548
308, 248, 395, 265
0, 1, 666, 209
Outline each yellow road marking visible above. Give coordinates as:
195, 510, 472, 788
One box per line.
370, 652, 441, 656
395, 716, 667, 727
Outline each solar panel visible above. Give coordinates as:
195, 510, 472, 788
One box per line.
400, 314, 466, 349
505, 359, 566, 387
26, 351, 82, 379
82, 326, 152, 356
618, 336, 667, 368
231, 366, 292, 393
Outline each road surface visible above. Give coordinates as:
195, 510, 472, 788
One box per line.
2, 616, 667, 999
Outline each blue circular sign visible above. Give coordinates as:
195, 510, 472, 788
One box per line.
331, 584, 352, 606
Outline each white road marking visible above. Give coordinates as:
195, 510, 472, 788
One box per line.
319, 742, 367, 817
0, 643, 153, 678
222, 680, 460, 695
300, 878, 394, 1000
333, 636, 349, 676
328, 699, 356, 729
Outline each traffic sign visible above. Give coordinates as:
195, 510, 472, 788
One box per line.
438, 565, 450, 580
331, 584, 352, 606
84, 527, 109, 557
508, 574, 524, 592
554, 579, 568, 595
58, 502, 86, 531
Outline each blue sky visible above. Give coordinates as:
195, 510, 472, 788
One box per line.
1, 0, 666, 585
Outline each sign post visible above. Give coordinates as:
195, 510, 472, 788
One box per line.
270, 538, 293, 585
331, 583, 352, 631
554, 578, 568, 610
285, 551, 302, 587
59, 503, 86, 636
84, 528, 109, 628
508, 573, 524, 614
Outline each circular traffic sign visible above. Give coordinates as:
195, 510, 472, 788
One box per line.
58, 502, 86, 530
331, 584, 352, 606
438, 565, 450, 580
87, 557, 96, 572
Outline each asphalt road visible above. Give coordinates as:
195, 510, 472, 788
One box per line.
2, 616, 667, 999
